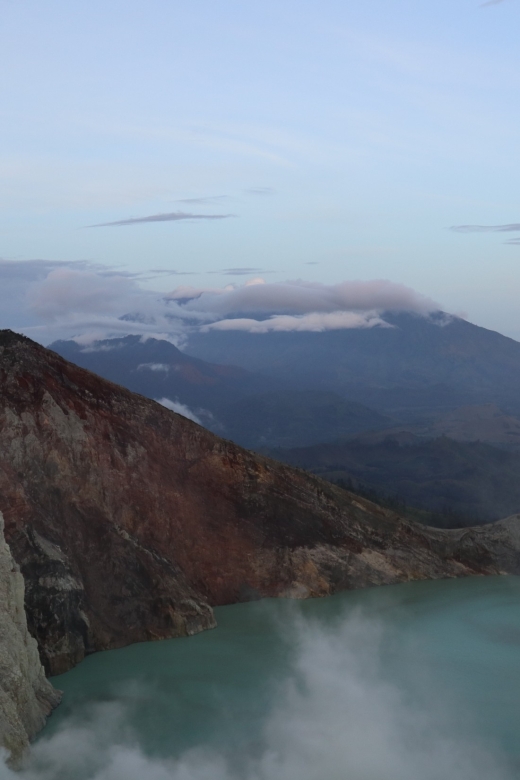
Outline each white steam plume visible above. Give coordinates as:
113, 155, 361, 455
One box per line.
2, 610, 511, 780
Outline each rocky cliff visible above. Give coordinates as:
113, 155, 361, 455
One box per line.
0, 330, 519, 680
0, 510, 61, 766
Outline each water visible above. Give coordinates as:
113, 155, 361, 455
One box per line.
19, 576, 520, 779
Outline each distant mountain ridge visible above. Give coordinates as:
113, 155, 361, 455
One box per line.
51, 335, 276, 412
184, 312, 520, 420
51, 316, 520, 453
50, 336, 392, 447
272, 432, 520, 525
49, 321, 520, 526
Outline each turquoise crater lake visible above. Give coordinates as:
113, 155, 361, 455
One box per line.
28, 576, 520, 779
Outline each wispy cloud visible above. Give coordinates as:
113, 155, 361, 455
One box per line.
450, 223, 520, 233
85, 212, 235, 228
148, 268, 196, 276
245, 187, 276, 196
480, 0, 507, 6
176, 196, 230, 204
505, 238, 520, 245
208, 267, 272, 276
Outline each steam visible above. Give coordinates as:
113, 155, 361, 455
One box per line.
1, 609, 511, 780
156, 397, 206, 425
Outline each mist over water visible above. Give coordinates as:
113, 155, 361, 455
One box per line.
3, 576, 520, 780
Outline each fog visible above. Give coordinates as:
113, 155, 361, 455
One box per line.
1, 609, 511, 780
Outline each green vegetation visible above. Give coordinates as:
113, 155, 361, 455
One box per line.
273, 434, 520, 527
331, 476, 483, 529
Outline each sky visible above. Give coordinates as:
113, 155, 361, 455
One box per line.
1, 0, 520, 343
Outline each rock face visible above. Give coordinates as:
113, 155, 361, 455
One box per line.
0, 510, 61, 766
0, 329, 519, 678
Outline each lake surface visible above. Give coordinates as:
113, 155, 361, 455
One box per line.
27, 576, 520, 779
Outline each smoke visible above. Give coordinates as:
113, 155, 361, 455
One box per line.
1, 609, 511, 780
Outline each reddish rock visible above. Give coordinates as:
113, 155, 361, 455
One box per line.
0, 330, 517, 675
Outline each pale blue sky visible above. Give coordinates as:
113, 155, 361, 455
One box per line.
1, 0, 519, 339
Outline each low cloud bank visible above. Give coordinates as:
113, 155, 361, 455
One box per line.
1, 610, 510, 780
203, 311, 389, 333
0, 258, 442, 345
171, 278, 437, 318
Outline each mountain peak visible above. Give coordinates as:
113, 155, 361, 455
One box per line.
0, 329, 37, 349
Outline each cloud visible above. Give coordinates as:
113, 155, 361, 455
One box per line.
16, 264, 191, 345
203, 311, 390, 333
148, 269, 197, 276
245, 187, 276, 196
138, 363, 170, 372
28, 269, 141, 321
505, 238, 520, 245
166, 284, 234, 304
480, 0, 507, 6
450, 223, 520, 233
177, 196, 230, 204
172, 279, 438, 319
81, 342, 127, 354
0, 258, 84, 282
5, 609, 511, 780
0, 258, 135, 333
208, 267, 269, 276
85, 212, 235, 228
0, 258, 441, 344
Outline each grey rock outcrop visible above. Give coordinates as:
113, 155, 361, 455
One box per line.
0, 510, 61, 767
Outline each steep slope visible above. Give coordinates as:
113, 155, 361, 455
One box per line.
0, 511, 60, 766
1, 329, 519, 679
273, 433, 520, 524
428, 404, 520, 449
207, 391, 390, 449
51, 337, 389, 446
185, 313, 520, 419
51, 335, 282, 417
